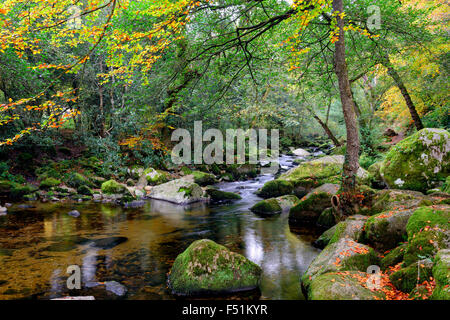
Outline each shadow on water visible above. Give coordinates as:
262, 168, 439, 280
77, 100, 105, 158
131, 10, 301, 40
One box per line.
0, 154, 322, 300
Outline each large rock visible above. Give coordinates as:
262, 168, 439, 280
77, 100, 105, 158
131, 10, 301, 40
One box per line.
256, 179, 293, 199
328, 215, 367, 245
101, 179, 127, 195
280, 155, 369, 191
291, 148, 311, 157
289, 183, 339, 225
301, 238, 379, 291
406, 205, 450, 239
142, 168, 169, 186
148, 178, 204, 205
366, 189, 433, 215
250, 195, 299, 216
192, 171, 217, 186
379, 128, 450, 192
431, 249, 450, 300
307, 271, 385, 300
205, 188, 242, 202
364, 209, 416, 251
168, 239, 261, 295
390, 259, 433, 293
380, 244, 407, 270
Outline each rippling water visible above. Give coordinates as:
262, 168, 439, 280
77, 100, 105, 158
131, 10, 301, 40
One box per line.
0, 154, 322, 300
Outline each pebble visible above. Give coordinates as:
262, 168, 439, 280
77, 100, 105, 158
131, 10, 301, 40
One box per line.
68, 210, 80, 217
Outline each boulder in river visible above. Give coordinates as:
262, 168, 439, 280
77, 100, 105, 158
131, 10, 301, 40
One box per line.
327, 215, 367, 245
68, 210, 80, 217
289, 183, 339, 225
256, 179, 293, 199
168, 239, 261, 296
143, 168, 169, 186
148, 178, 204, 205
290, 148, 311, 157
379, 128, 450, 192
205, 187, 242, 202
101, 179, 127, 195
250, 195, 299, 216
192, 171, 217, 186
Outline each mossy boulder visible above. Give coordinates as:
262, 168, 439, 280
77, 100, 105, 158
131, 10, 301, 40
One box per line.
257, 179, 293, 198
390, 259, 433, 293
406, 205, 450, 239
143, 168, 169, 186
39, 177, 61, 189
289, 184, 339, 226
301, 238, 379, 291
168, 239, 262, 295
192, 171, 217, 186
317, 207, 336, 228
0, 180, 15, 193
307, 271, 385, 300
431, 249, 450, 300
380, 244, 407, 270
66, 172, 89, 188
328, 215, 367, 245
205, 188, 242, 202
365, 189, 432, 215
404, 227, 450, 266
250, 198, 282, 216
101, 179, 127, 195
77, 185, 93, 196
10, 184, 38, 199
379, 128, 450, 192
364, 209, 415, 251
148, 178, 204, 205
280, 155, 370, 191
368, 161, 384, 187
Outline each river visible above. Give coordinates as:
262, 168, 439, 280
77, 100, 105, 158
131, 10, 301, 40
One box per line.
0, 153, 323, 300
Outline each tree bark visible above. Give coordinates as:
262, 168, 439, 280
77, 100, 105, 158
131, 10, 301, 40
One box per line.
382, 54, 424, 130
312, 113, 342, 147
332, 0, 360, 197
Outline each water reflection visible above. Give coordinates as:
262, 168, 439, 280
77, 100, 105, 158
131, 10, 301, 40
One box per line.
0, 154, 322, 300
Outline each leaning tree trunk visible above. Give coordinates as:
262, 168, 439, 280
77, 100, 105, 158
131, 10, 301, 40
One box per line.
332, 0, 361, 219
311, 113, 342, 147
382, 54, 424, 131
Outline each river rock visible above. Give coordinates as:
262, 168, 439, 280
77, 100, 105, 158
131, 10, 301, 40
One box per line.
148, 178, 204, 205
105, 281, 127, 296
291, 148, 311, 157
168, 239, 261, 295
366, 189, 433, 215
364, 209, 416, 251
301, 238, 379, 291
192, 171, 217, 186
379, 128, 450, 192
390, 258, 434, 293
256, 179, 293, 198
289, 183, 339, 225
68, 210, 80, 217
205, 188, 242, 202
101, 179, 127, 195
314, 225, 337, 249
250, 195, 298, 216
307, 271, 385, 300
91, 237, 128, 249
143, 168, 169, 186
328, 215, 367, 245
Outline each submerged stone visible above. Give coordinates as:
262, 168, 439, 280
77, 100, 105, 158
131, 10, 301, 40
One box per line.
91, 237, 128, 249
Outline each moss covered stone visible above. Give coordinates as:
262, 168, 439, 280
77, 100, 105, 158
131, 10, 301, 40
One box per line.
192, 171, 217, 186
206, 188, 242, 202
380, 244, 407, 270
250, 198, 282, 216
101, 179, 127, 194
10, 184, 38, 199
317, 207, 336, 228
379, 128, 450, 192
143, 168, 169, 186
390, 259, 433, 293
289, 184, 339, 226
328, 215, 367, 245
66, 172, 89, 188
314, 225, 337, 249
77, 185, 93, 196
257, 179, 293, 198
301, 238, 379, 291
364, 209, 415, 251
431, 249, 450, 300
168, 239, 262, 295
39, 177, 61, 189
403, 227, 450, 266
149, 178, 204, 205
307, 271, 385, 300
406, 205, 450, 239
365, 189, 432, 216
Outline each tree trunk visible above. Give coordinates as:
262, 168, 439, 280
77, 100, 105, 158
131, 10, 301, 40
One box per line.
382, 53, 424, 130
312, 113, 342, 147
332, 0, 361, 217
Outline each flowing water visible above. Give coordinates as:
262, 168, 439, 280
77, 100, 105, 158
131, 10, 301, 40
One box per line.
0, 154, 322, 300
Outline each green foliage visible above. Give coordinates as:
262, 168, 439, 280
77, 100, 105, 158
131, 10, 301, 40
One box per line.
39, 177, 61, 189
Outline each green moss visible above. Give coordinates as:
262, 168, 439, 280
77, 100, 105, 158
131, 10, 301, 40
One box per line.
39, 177, 61, 189
144, 168, 169, 185
317, 208, 336, 228
380, 244, 407, 270
178, 186, 194, 198
168, 239, 261, 295
101, 179, 126, 194
404, 228, 449, 266
431, 250, 450, 300
379, 128, 450, 192
280, 162, 341, 189
77, 185, 93, 196
180, 166, 193, 175
406, 206, 450, 240
390, 259, 433, 293
257, 179, 293, 198
289, 192, 331, 224
192, 171, 217, 186
65, 172, 89, 188
206, 188, 241, 201
250, 198, 282, 215
314, 225, 337, 249
10, 184, 38, 199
